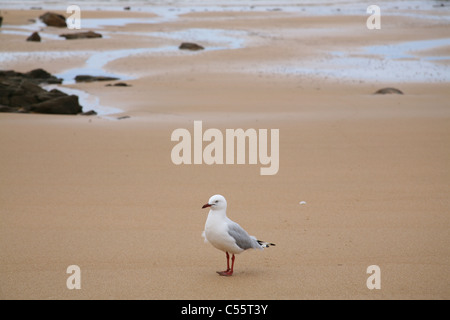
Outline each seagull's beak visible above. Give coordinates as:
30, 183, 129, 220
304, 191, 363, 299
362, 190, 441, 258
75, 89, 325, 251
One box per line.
202, 203, 212, 209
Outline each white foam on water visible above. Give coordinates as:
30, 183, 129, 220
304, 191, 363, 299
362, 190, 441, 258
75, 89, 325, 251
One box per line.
2, 0, 449, 21
259, 37, 450, 83
364, 38, 450, 60
0, 50, 91, 66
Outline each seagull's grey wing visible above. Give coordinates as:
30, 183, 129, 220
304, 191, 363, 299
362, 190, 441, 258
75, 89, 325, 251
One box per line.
227, 223, 261, 250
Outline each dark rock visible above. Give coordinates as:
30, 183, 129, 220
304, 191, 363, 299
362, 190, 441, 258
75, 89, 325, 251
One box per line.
0, 104, 18, 113
75, 75, 119, 83
36, 88, 67, 103
179, 42, 205, 51
80, 110, 97, 116
0, 70, 17, 78
8, 80, 43, 108
106, 82, 131, 87
0, 68, 62, 85
117, 115, 130, 120
374, 87, 404, 95
39, 12, 67, 28
27, 69, 52, 79
0, 69, 84, 115
26, 68, 58, 82
0, 81, 13, 106
26, 32, 41, 42
124, 6, 131, 11
30, 95, 82, 115
60, 31, 102, 40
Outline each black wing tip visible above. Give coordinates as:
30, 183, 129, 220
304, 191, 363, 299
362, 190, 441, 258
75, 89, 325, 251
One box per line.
257, 240, 276, 247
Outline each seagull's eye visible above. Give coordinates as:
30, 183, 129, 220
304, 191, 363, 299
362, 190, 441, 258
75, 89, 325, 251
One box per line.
215, 200, 219, 203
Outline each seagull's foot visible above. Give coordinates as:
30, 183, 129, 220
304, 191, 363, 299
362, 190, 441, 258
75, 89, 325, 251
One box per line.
217, 270, 233, 276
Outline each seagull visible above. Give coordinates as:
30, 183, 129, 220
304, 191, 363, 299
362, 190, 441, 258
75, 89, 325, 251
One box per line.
202, 194, 275, 276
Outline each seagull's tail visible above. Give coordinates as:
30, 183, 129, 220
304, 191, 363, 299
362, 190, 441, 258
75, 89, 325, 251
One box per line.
257, 240, 276, 248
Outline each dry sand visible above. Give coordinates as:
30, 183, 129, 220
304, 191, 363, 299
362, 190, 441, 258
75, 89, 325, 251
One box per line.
0, 5, 449, 300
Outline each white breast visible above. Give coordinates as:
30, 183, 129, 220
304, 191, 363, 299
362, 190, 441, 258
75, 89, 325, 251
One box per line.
204, 212, 243, 254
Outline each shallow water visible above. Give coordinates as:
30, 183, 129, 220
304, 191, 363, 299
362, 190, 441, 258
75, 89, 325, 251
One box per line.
263, 37, 450, 83
364, 38, 450, 60
55, 27, 248, 85
43, 84, 122, 116
2, 0, 450, 22
0, 14, 252, 115
1, 1, 449, 114
56, 46, 177, 85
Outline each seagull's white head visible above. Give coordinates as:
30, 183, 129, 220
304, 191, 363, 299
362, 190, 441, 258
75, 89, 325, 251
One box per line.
202, 194, 227, 211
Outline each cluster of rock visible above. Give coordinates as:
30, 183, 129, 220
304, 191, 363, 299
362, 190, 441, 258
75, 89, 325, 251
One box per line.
0, 69, 93, 115
27, 12, 204, 50
25, 12, 102, 42
4, 11, 205, 118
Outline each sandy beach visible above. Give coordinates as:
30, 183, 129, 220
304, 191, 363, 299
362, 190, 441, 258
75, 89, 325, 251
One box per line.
0, 1, 449, 300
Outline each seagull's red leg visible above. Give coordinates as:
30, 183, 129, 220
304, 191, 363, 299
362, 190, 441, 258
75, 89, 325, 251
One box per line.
229, 254, 235, 275
217, 252, 234, 276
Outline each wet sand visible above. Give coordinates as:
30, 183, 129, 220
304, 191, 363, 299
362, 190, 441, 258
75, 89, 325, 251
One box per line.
0, 5, 449, 300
